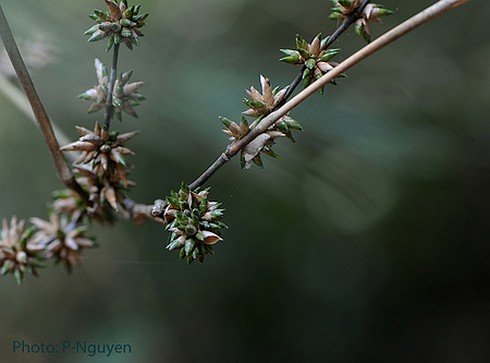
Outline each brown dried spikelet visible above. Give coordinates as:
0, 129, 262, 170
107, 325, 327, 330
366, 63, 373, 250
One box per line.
29, 213, 95, 271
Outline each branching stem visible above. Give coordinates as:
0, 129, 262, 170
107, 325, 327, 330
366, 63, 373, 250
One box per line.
104, 43, 120, 130
189, 0, 471, 191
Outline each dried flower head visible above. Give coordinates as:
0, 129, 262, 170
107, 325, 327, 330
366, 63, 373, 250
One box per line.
0, 217, 46, 284
29, 213, 95, 271
280, 33, 343, 91
85, 0, 148, 50
61, 121, 136, 186
75, 164, 134, 215
242, 75, 288, 118
79, 58, 145, 119
163, 183, 226, 264
329, 1, 393, 42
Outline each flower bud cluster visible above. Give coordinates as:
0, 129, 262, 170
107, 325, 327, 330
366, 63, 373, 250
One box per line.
29, 213, 95, 272
280, 33, 343, 91
0, 217, 44, 284
221, 75, 303, 169
85, 0, 148, 50
162, 183, 226, 264
0, 214, 95, 284
79, 59, 145, 119
60, 121, 137, 218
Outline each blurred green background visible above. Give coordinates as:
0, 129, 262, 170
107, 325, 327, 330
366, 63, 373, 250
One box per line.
1, 0, 489, 362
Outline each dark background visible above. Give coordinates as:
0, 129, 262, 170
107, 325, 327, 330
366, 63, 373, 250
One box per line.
1, 0, 489, 362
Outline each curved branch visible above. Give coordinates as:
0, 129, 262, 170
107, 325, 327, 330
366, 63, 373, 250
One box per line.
189, 0, 471, 190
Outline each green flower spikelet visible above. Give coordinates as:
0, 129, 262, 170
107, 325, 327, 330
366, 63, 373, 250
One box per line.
164, 183, 227, 264
85, 0, 148, 50
280, 33, 343, 91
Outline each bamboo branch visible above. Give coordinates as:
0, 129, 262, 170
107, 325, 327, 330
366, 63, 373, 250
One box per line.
0, 4, 86, 196
189, 0, 471, 190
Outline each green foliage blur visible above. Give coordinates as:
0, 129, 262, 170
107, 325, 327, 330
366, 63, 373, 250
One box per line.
1, 0, 489, 362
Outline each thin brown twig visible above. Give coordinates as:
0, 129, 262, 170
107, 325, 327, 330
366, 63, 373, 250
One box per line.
188, 0, 471, 191
0, 4, 87, 198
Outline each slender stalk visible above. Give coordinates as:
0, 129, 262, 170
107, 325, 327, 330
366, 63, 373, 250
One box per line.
122, 197, 155, 223
189, 0, 471, 190
104, 43, 120, 130
0, 4, 86, 196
